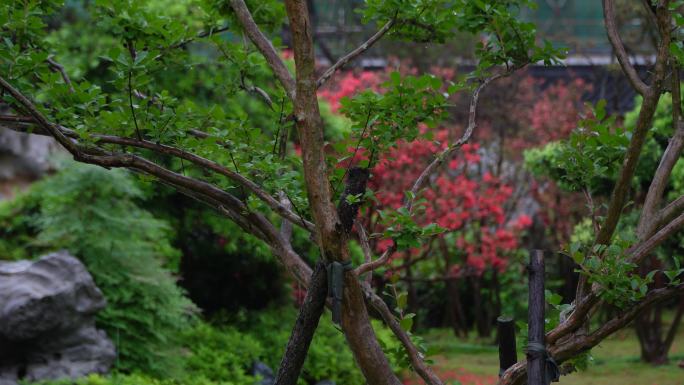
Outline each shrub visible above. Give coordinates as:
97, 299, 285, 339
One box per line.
180, 323, 260, 384
0, 162, 196, 376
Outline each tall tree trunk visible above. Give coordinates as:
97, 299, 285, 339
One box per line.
439, 238, 466, 336
472, 275, 491, 338
445, 277, 467, 337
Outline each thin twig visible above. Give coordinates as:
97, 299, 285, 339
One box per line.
229, 0, 296, 100
362, 283, 445, 385
128, 70, 142, 140
316, 18, 396, 89
405, 69, 514, 213
603, 0, 650, 95
46, 56, 75, 93
355, 220, 374, 284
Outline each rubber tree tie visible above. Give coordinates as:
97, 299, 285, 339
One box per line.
526, 342, 560, 384
326, 260, 353, 324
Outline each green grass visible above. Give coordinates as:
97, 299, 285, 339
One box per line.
410, 325, 684, 385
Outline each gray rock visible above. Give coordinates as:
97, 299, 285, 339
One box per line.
0, 126, 58, 180
0, 251, 116, 384
251, 361, 275, 385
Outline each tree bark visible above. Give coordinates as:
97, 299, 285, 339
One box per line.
283, 2, 401, 384
274, 262, 328, 385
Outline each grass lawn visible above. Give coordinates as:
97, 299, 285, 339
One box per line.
403, 325, 684, 385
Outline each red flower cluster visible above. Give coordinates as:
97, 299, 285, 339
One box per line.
318, 70, 382, 112
369, 132, 531, 275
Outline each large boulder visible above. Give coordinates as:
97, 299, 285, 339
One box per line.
0, 251, 116, 384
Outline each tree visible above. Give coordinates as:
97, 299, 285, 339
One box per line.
527, 89, 684, 365
1, 2, 683, 385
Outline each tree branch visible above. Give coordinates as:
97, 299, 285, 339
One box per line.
356, 68, 520, 277
0, 111, 315, 233
552, 283, 684, 362
355, 247, 393, 277
91, 134, 315, 231
603, 0, 650, 96
501, 283, 684, 385
628, 211, 684, 265
354, 219, 374, 284
662, 295, 684, 352
273, 263, 328, 385
229, 0, 296, 100
362, 283, 445, 385
638, 70, 684, 238
0, 78, 315, 296
316, 18, 395, 89
656, 194, 684, 229
46, 56, 75, 93
0, 75, 80, 155
406, 68, 515, 213
579, 1, 672, 303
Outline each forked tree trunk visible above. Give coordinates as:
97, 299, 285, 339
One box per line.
283, 2, 402, 384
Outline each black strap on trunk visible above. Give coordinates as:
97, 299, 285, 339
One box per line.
526, 342, 560, 384
326, 260, 353, 324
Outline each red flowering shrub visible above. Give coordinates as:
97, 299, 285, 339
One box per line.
368, 132, 531, 275
318, 66, 589, 334
318, 70, 383, 112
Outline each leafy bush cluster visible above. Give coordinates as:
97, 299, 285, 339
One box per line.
525, 93, 684, 308
0, 162, 196, 376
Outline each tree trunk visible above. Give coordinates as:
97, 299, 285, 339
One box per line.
445, 277, 467, 337
284, 0, 403, 382
274, 262, 327, 385
634, 256, 674, 365
341, 275, 403, 385
473, 275, 491, 338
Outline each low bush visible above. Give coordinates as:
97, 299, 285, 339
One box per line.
183, 307, 401, 385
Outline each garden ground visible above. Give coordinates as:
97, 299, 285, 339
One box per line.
403, 324, 683, 385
